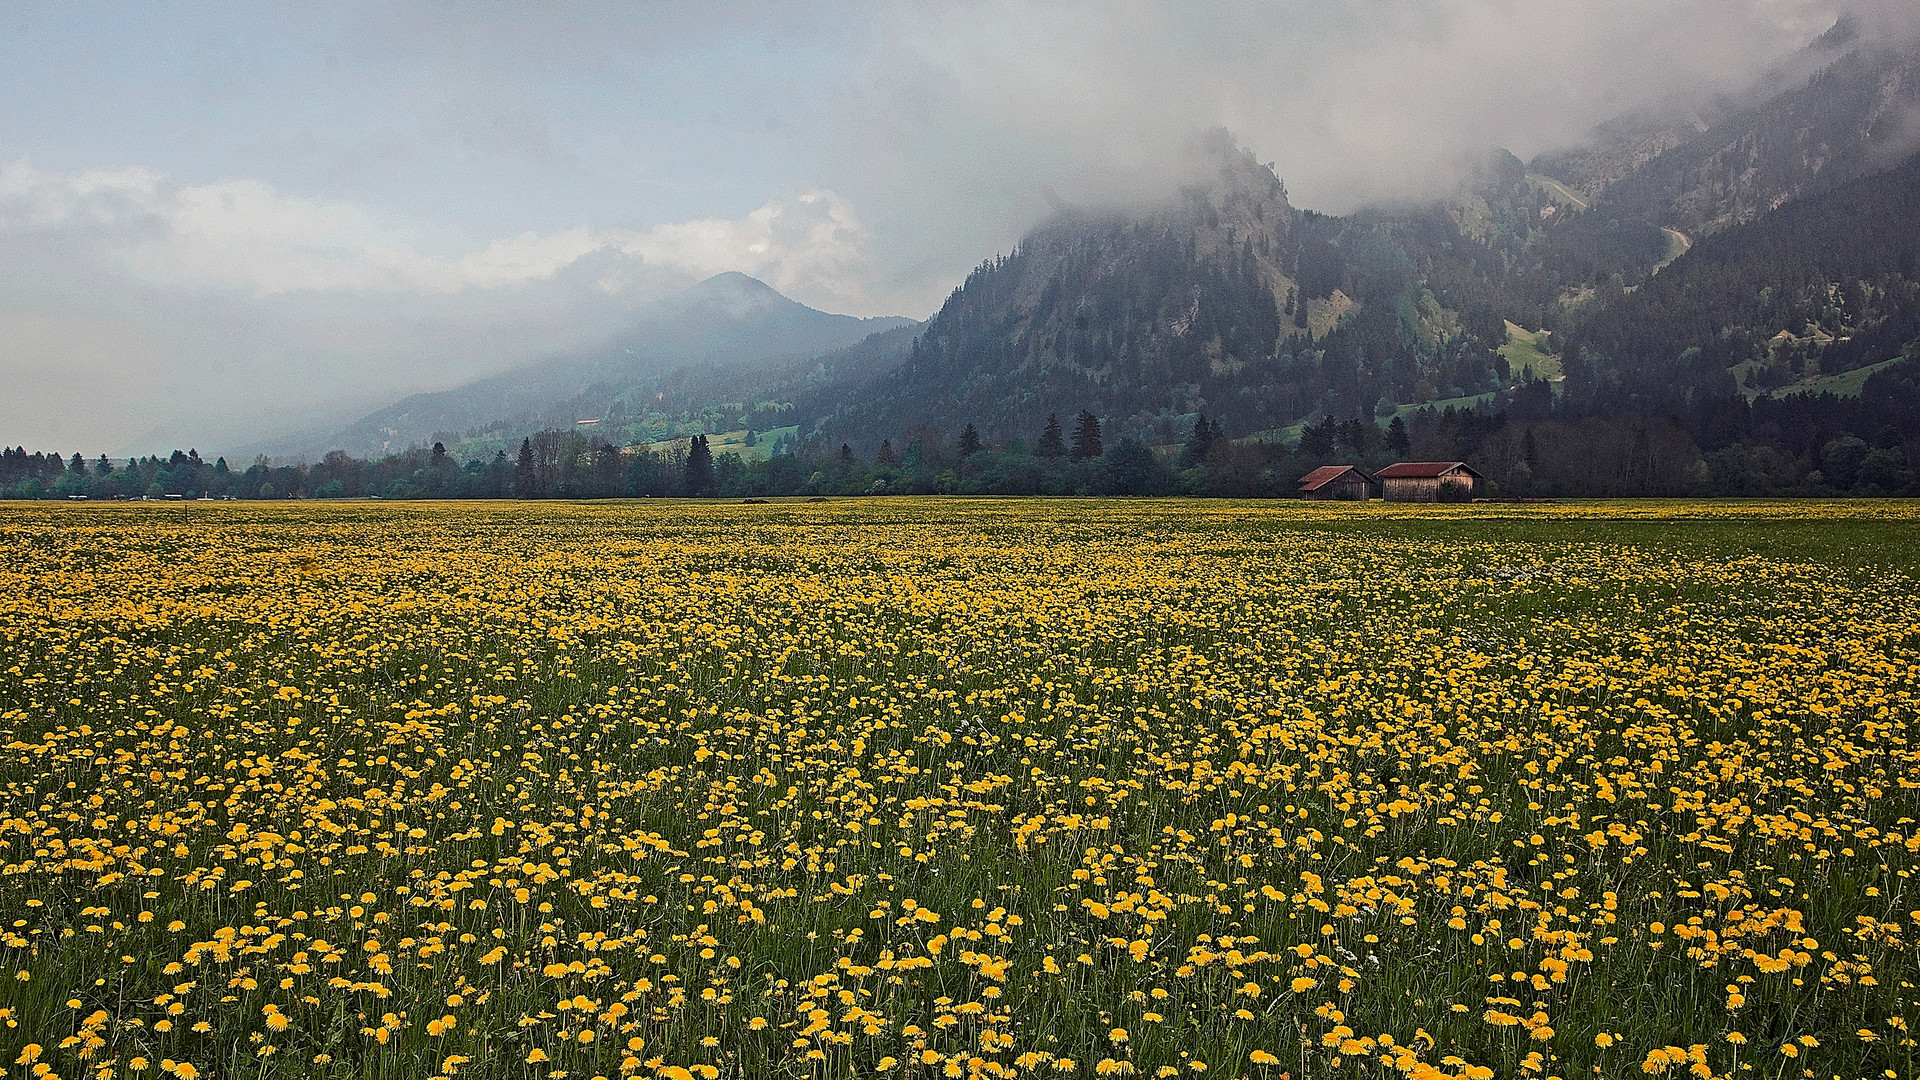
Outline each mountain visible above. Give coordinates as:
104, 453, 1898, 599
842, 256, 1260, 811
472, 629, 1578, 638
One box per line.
796, 131, 1538, 451
282, 273, 912, 459
768, 26, 1920, 488
243, 18, 1920, 500
1564, 150, 1920, 409
806, 131, 1310, 447
1535, 23, 1920, 269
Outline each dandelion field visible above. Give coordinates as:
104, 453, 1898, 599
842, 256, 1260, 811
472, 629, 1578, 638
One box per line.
2, 499, 1919, 1080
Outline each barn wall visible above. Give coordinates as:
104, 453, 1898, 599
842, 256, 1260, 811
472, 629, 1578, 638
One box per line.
1303, 477, 1372, 501
1383, 471, 1477, 502
1383, 477, 1441, 502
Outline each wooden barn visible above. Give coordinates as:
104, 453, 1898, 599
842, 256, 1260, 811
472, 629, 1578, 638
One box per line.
1297, 465, 1374, 501
1376, 461, 1483, 502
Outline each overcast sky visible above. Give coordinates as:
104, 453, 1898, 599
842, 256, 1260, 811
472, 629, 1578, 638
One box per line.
0, 0, 1891, 455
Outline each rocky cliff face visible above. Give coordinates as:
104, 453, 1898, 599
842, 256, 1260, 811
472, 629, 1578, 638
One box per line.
816, 131, 1308, 444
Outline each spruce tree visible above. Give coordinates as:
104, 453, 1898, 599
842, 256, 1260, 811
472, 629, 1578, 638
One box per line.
1070, 411, 1103, 461
1386, 416, 1412, 456
957, 423, 982, 458
1037, 414, 1066, 458
684, 434, 715, 496
515, 438, 536, 497
1182, 414, 1216, 467
1298, 416, 1339, 458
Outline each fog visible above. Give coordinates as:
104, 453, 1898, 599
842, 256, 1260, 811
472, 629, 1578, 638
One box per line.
0, 0, 1907, 454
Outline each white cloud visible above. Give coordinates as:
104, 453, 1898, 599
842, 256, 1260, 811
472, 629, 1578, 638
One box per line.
0, 159, 873, 309
612, 190, 870, 309
852, 0, 1865, 215
0, 159, 885, 453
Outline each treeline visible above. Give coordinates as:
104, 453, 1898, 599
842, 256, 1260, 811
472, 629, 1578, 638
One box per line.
1375, 358, 1920, 497
0, 416, 1177, 501
10, 368, 1917, 502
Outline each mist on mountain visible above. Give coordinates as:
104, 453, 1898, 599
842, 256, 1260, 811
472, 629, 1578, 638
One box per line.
250, 272, 913, 461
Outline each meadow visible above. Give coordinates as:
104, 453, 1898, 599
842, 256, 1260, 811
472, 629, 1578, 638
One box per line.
1, 499, 1917, 1080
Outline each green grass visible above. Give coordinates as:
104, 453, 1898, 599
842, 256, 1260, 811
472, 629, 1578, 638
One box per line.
1384, 392, 1497, 425
1498, 321, 1562, 385
1770, 356, 1908, 399
3, 500, 1918, 1079
643, 425, 800, 463
1241, 421, 1307, 447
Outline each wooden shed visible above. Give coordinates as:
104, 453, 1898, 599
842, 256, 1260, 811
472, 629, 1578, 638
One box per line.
1297, 465, 1374, 501
1376, 461, 1483, 502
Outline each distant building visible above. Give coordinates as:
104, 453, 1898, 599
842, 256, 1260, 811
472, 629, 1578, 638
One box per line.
1297, 465, 1374, 501
1377, 461, 1483, 502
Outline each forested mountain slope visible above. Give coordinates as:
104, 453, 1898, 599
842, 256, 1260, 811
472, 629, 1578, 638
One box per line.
1564, 150, 1920, 409
1567, 33, 1920, 244
812, 131, 1302, 446
291, 273, 912, 459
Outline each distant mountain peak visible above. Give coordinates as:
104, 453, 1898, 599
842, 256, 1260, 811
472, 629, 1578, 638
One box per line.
643, 272, 802, 323
1814, 12, 1860, 52
685, 270, 784, 299
277, 271, 912, 460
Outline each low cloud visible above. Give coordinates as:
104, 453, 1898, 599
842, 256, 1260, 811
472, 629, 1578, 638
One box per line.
616, 190, 870, 310
0, 162, 883, 456
846, 0, 1874, 220
0, 160, 868, 302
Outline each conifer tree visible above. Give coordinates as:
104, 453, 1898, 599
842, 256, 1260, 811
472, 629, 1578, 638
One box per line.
1070, 411, 1103, 461
957, 423, 982, 458
684, 434, 715, 496
515, 438, 536, 497
1037, 414, 1066, 458
1298, 415, 1339, 458
1386, 415, 1412, 456
1182, 414, 1216, 467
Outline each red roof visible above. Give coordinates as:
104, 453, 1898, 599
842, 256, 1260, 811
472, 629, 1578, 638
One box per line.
1376, 461, 1482, 479
1297, 465, 1371, 491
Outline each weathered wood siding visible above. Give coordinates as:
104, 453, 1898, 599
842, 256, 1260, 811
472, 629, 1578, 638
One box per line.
1382, 471, 1477, 502
1303, 477, 1372, 501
